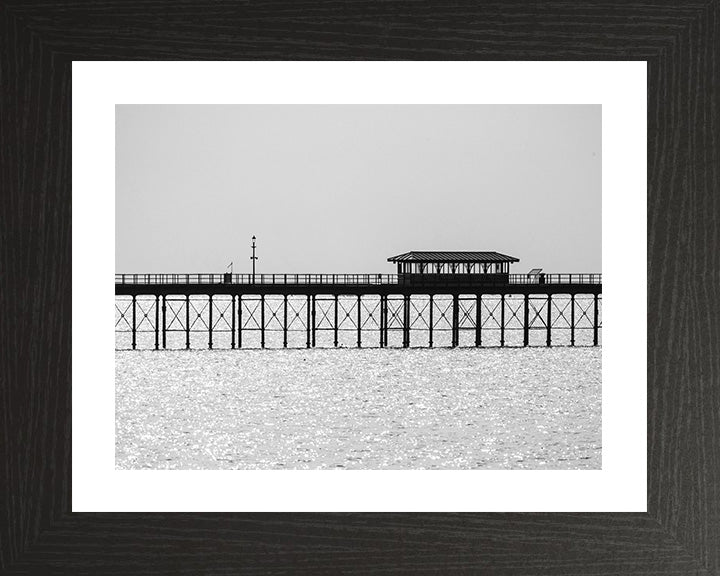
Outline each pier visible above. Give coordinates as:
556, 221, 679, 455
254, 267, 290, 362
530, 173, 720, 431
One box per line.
115, 251, 602, 350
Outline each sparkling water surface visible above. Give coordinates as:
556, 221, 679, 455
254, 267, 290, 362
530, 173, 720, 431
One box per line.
116, 347, 601, 469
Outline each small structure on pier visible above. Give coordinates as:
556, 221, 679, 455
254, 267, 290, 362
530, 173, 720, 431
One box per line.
387, 251, 519, 286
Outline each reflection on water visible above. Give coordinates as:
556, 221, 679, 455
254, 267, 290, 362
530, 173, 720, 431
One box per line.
116, 347, 601, 470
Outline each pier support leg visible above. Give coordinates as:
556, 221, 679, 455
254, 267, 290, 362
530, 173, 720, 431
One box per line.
131, 295, 136, 350
450, 294, 460, 348
429, 294, 434, 348
379, 295, 385, 348
154, 295, 159, 350
306, 295, 311, 349
452, 294, 459, 348
546, 294, 552, 347
283, 294, 288, 348
162, 295, 166, 349
334, 294, 339, 347
570, 294, 575, 346
500, 294, 506, 348
185, 295, 190, 350
523, 294, 529, 347
231, 295, 236, 349
238, 295, 242, 349
311, 295, 316, 348
357, 295, 362, 348
593, 293, 599, 346
384, 295, 389, 347
260, 295, 265, 349
208, 295, 213, 350
403, 295, 410, 348
475, 294, 482, 347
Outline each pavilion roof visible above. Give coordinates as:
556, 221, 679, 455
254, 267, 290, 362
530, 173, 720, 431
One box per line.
387, 251, 519, 264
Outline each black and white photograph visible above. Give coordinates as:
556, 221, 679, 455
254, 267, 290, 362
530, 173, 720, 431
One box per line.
115, 104, 602, 470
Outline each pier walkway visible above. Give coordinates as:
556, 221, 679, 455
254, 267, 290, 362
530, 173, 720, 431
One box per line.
115, 273, 601, 295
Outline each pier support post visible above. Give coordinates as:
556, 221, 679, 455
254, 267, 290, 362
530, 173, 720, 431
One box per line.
452, 294, 459, 348
593, 293, 599, 346
154, 295, 159, 350
357, 295, 362, 348
283, 294, 288, 348
185, 295, 190, 350
403, 295, 410, 348
334, 294, 339, 347
500, 294, 506, 347
384, 295, 389, 347
570, 294, 575, 346
311, 295, 316, 348
231, 295, 236, 349
131, 295, 136, 350
523, 294, 529, 347
306, 295, 311, 348
260, 295, 265, 349
429, 294, 434, 348
385, 295, 390, 348
379, 295, 385, 348
546, 294, 552, 347
475, 294, 482, 347
238, 295, 242, 349
162, 295, 166, 349
208, 295, 213, 350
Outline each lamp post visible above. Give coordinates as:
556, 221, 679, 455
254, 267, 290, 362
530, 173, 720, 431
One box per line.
251, 235, 257, 283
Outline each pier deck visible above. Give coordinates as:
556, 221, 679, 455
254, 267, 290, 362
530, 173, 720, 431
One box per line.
115, 273, 601, 296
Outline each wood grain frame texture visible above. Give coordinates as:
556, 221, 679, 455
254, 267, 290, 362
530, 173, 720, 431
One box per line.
1, 1, 718, 574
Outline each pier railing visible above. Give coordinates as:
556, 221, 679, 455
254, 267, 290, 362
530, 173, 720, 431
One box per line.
115, 273, 602, 285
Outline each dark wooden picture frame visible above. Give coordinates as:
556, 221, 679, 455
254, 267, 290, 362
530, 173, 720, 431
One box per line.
2, 2, 718, 574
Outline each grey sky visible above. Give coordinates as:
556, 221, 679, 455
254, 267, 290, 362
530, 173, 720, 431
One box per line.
116, 105, 601, 274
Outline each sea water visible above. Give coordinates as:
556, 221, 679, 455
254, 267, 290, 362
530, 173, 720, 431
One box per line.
116, 347, 601, 470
